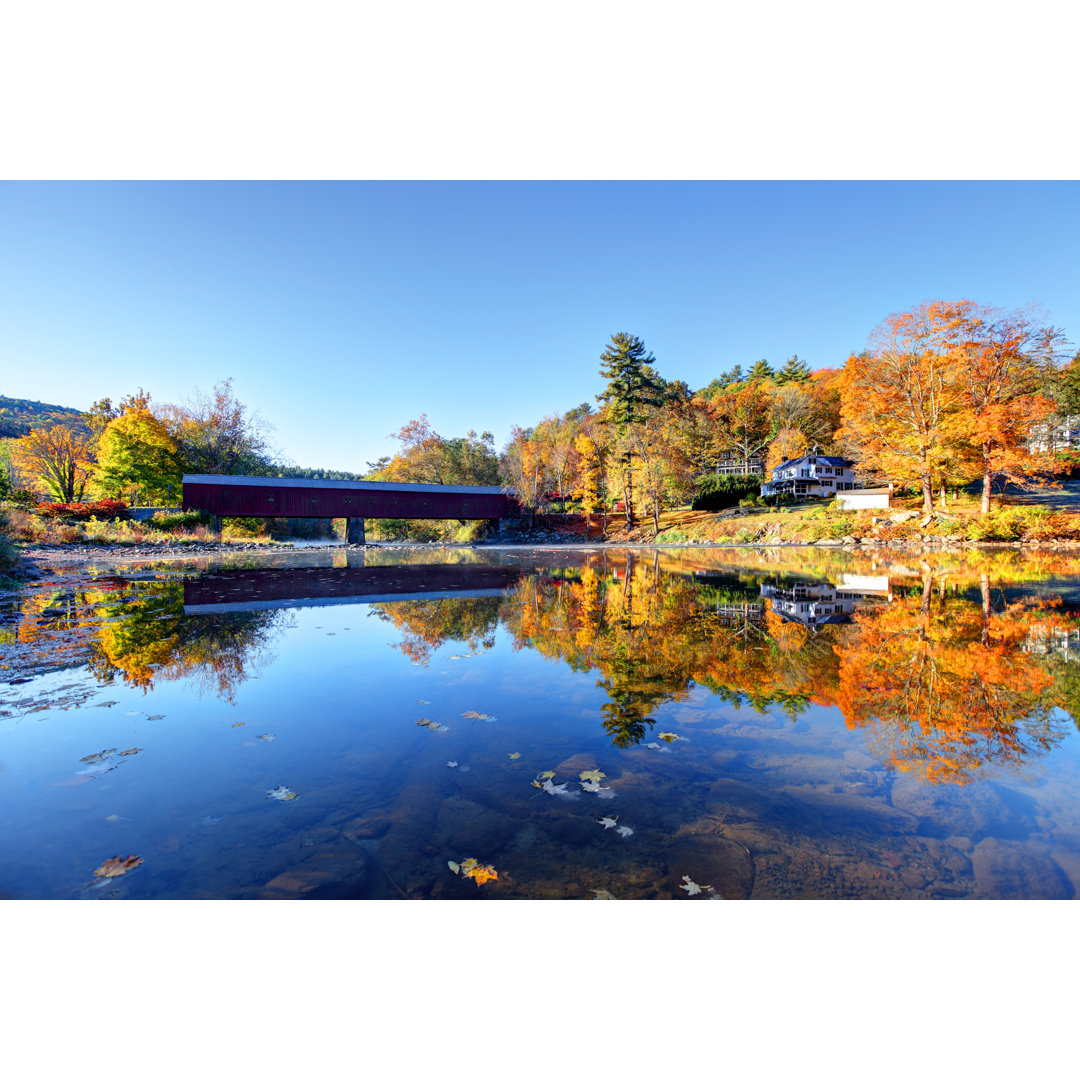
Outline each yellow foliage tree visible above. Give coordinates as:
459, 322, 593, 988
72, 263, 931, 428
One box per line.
10, 423, 94, 502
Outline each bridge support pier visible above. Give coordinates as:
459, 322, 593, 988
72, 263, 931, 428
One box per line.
346, 517, 366, 545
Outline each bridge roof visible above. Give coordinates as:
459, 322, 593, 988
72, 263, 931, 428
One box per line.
183, 474, 512, 496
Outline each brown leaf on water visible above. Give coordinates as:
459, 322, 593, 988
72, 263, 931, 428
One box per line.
93, 855, 143, 878
466, 864, 498, 886
80, 748, 117, 764
118, 748, 143, 757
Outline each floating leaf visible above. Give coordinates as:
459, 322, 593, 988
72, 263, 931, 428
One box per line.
459, 858, 478, 875
461, 711, 496, 722
231, 722, 245, 728
448, 861, 460, 875
265, 786, 298, 801
597, 816, 618, 830
680, 875, 709, 896
657, 732, 685, 743
76, 761, 118, 776
580, 779, 614, 796
466, 864, 498, 886
447, 761, 459, 768
580, 769, 607, 783
508, 752, 521, 760
539, 771, 556, 780
104, 814, 123, 824
591, 889, 617, 900
416, 718, 434, 727
93, 701, 118, 709
80, 748, 116, 764
255, 733, 275, 742
146, 715, 165, 721
542, 778, 577, 798
118, 748, 143, 757
531, 779, 543, 789
93, 855, 142, 878
616, 825, 634, 838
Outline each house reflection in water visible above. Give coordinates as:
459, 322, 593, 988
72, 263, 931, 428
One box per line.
761, 573, 892, 628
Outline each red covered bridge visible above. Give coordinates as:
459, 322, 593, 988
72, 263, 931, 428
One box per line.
182, 474, 519, 543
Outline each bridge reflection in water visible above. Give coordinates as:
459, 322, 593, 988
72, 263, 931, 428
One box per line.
183, 563, 525, 613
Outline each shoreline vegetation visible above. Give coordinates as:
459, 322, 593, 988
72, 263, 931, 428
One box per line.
6, 493, 1080, 581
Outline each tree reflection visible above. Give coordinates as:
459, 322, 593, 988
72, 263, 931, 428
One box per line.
835, 566, 1074, 783
376, 553, 1080, 778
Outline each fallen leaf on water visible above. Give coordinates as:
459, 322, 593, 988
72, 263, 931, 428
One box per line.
657, 732, 685, 743
93, 701, 118, 709
465, 864, 498, 886
448, 861, 460, 874
591, 889, 617, 900
580, 779, 615, 796
580, 769, 607, 783
416, 718, 434, 727
461, 711, 497, 722
459, 858, 478, 875
616, 825, 634, 838
447, 761, 459, 768
146, 715, 165, 721
265, 786, 299, 801
105, 814, 124, 824
531, 779, 543, 789
76, 761, 118, 776
680, 875, 709, 896
80, 749, 117, 764
118, 748, 143, 757
255, 733, 275, 742
508, 752, 521, 760
93, 855, 142, 878
539, 771, 556, 780
597, 815, 618, 830
231, 722, 245, 728
542, 778, 577, 798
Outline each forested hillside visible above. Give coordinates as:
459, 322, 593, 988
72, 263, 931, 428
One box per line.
0, 396, 88, 438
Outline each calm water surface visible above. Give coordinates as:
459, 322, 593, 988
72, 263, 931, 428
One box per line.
2, 545, 1079, 899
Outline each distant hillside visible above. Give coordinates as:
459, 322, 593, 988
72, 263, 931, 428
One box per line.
0, 395, 88, 439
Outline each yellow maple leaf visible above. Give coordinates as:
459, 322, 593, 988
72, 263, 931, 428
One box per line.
657, 732, 682, 743
580, 769, 607, 783
508, 752, 521, 760
93, 855, 143, 878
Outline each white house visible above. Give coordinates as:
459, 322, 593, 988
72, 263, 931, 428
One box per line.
760, 575, 891, 629
760, 450, 863, 499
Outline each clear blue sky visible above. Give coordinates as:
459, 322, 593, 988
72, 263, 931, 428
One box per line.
2, 181, 1077, 473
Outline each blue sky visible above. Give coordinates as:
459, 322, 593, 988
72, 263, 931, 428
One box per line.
2, 181, 1077, 473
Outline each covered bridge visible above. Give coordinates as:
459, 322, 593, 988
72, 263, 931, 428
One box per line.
182, 474, 519, 543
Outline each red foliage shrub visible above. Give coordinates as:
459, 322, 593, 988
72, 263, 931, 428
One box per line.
37, 499, 130, 521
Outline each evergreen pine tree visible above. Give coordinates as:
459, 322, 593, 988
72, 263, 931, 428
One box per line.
748, 358, 774, 382
775, 354, 812, 385
596, 332, 662, 528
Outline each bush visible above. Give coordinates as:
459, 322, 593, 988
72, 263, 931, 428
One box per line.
38, 499, 129, 521
5, 490, 38, 509
966, 506, 1054, 541
146, 509, 211, 531
692, 474, 763, 512
221, 516, 268, 539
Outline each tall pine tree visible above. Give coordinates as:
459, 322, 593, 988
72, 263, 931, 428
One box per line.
596, 332, 662, 528
748, 358, 775, 382
775, 354, 811, 384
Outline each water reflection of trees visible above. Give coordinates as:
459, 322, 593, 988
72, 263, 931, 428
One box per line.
6, 579, 289, 703
835, 568, 1075, 784
375, 553, 1080, 779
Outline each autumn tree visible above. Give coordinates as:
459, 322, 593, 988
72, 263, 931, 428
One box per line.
595, 332, 662, 527
157, 378, 276, 475
947, 304, 1061, 512
95, 408, 182, 506
10, 423, 94, 502
840, 302, 971, 511
765, 426, 809, 473
571, 422, 612, 538
707, 380, 774, 473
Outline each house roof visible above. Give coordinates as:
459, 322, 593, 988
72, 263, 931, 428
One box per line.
773, 454, 852, 470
